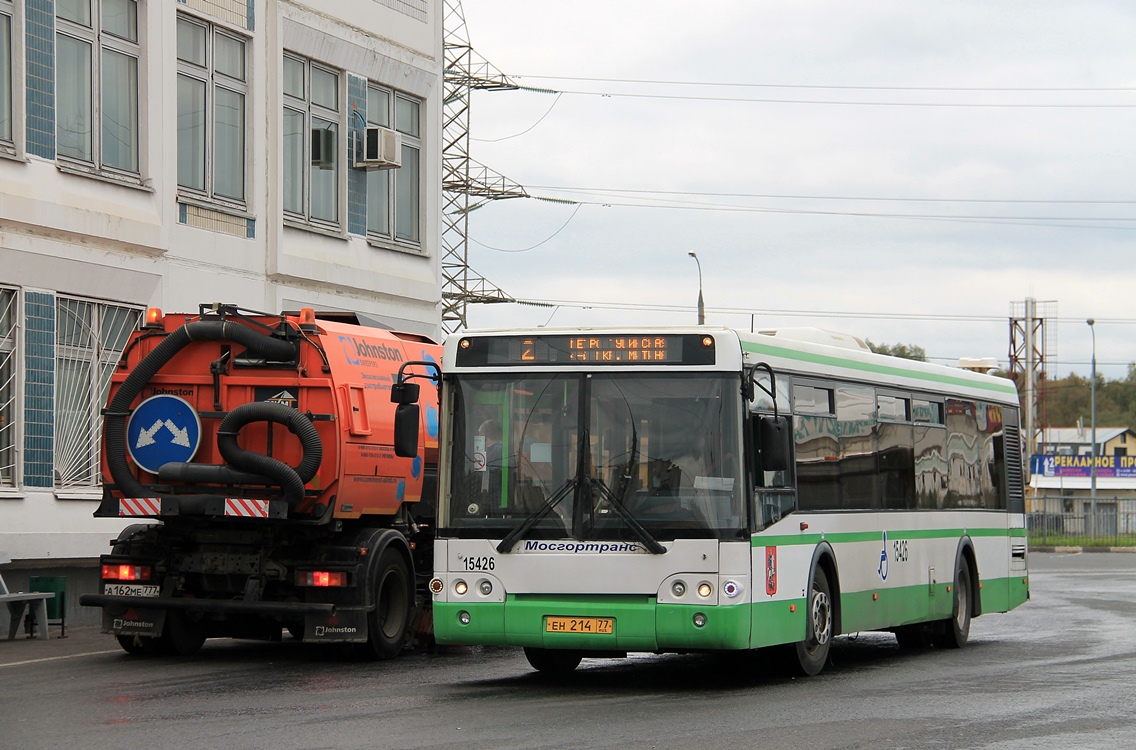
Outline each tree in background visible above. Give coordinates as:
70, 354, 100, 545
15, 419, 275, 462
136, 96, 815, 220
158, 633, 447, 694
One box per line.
866, 340, 927, 362
1038, 365, 1136, 429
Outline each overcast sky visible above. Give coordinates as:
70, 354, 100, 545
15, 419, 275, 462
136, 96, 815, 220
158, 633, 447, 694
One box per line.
454, 1, 1136, 380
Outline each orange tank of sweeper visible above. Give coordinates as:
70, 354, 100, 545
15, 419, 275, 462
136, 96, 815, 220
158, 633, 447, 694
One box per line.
100, 305, 440, 521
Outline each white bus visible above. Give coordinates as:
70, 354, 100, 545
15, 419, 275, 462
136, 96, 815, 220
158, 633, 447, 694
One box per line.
396, 327, 1029, 675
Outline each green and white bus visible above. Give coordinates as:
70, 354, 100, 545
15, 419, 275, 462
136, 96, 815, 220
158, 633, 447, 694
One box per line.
397, 326, 1029, 675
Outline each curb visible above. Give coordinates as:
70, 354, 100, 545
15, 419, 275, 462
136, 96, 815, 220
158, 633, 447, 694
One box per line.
1032, 546, 1136, 554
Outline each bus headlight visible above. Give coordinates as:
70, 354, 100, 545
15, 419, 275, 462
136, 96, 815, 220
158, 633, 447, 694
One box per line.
454, 580, 468, 596
697, 582, 713, 598
671, 580, 687, 597
459, 611, 471, 625
479, 580, 493, 596
693, 613, 707, 628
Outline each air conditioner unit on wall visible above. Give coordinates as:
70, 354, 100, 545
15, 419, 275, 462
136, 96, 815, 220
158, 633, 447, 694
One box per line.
311, 128, 336, 169
355, 125, 402, 170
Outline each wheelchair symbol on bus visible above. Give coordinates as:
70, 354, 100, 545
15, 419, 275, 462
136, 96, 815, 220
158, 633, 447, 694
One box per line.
878, 531, 889, 581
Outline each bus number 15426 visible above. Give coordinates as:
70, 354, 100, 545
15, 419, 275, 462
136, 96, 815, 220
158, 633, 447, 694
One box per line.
462, 556, 495, 571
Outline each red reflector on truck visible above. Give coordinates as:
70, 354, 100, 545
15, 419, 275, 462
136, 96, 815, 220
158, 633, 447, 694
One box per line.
224, 498, 270, 517
103, 564, 152, 581
119, 498, 161, 516
297, 571, 347, 587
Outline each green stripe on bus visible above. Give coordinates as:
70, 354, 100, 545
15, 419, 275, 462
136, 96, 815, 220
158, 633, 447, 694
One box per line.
753, 527, 1022, 547
838, 574, 1029, 632
741, 340, 1019, 396
434, 572, 1029, 652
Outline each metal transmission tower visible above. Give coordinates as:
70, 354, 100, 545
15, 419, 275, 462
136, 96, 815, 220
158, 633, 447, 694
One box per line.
441, 0, 528, 333
1009, 298, 1058, 477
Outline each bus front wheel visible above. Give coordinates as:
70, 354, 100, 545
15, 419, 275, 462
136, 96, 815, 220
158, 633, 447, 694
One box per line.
793, 567, 833, 676
524, 647, 582, 673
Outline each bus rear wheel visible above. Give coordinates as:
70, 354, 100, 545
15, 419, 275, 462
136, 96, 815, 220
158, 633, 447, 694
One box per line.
793, 567, 833, 676
524, 647, 582, 673
934, 557, 972, 649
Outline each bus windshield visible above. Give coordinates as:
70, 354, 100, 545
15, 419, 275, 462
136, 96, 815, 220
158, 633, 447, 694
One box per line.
443, 373, 746, 542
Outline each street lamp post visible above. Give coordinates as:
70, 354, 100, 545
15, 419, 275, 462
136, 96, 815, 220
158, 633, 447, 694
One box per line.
1088, 318, 1097, 540
688, 252, 705, 325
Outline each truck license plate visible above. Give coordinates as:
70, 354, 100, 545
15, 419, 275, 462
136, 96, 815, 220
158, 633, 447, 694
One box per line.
545, 616, 614, 634
104, 583, 159, 597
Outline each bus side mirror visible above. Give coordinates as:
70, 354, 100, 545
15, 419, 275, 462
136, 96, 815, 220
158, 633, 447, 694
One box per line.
757, 415, 791, 473
394, 403, 420, 458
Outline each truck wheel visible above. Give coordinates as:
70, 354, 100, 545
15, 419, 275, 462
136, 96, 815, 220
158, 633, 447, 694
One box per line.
164, 610, 207, 656
363, 548, 412, 659
116, 634, 165, 656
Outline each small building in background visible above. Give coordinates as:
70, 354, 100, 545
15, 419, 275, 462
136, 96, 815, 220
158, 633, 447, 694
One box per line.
1029, 426, 1136, 535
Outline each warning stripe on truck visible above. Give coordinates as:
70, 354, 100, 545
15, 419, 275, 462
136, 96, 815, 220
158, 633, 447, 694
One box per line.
225, 497, 270, 517
119, 498, 161, 516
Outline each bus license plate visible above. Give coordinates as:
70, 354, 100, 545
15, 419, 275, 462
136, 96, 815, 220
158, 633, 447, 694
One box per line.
104, 583, 159, 597
545, 616, 614, 634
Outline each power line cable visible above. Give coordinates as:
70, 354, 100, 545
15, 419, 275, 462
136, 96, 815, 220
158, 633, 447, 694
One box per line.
510, 297, 1008, 321
529, 185, 1136, 206
518, 193, 1136, 229
472, 93, 563, 142
511, 74, 1136, 94
505, 84, 1136, 109
469, 203, 583, 252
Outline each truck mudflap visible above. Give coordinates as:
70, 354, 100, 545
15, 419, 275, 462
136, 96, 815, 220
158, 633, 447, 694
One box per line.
103, 607, 166, 637
303, 608, 369, 642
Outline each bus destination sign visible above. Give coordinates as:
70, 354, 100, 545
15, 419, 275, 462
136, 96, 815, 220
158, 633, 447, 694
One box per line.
455, 334, 716, 367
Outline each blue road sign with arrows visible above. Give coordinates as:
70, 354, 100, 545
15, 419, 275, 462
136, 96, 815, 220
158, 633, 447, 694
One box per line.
126, 394, 202, 474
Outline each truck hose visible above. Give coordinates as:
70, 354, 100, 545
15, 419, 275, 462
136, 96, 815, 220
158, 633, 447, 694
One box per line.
216, 402, 323, 507
105, 320, 299, 500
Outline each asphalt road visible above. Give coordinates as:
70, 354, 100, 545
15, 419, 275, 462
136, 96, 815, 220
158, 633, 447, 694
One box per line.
1, 552, 1133, 750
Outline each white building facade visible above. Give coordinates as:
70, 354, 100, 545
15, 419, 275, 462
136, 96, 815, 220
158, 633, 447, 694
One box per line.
0, 0, 443, 566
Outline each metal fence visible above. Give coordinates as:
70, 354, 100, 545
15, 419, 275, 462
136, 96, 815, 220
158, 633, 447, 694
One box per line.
1027, 501, 1136, 547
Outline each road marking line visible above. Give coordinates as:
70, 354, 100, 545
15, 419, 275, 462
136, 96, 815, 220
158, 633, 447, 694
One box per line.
0, 650, 120, 669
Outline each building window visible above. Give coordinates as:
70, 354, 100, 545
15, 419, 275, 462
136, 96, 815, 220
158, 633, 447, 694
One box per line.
55, 0, 141, 173
394, 95, 420, 242
54, 297, 140, 488
177, 14, 247, 204
365, 84, 423, 246
0, 287, 16, 488
0, 1, 12, 146
283, 53, 342, 227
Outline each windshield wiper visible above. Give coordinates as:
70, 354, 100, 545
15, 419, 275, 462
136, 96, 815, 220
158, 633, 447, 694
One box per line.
588, 474, 666, 555
496, 478, 577, 553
